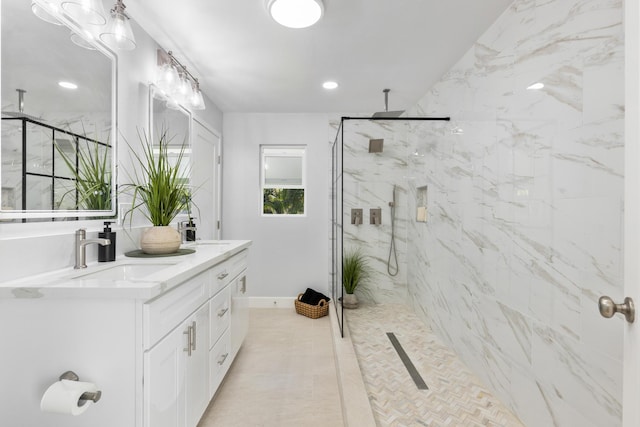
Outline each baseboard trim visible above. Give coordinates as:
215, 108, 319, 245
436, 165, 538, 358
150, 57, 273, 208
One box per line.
248, 296, 297, 308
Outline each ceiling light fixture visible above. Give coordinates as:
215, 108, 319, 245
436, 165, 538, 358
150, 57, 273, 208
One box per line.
155, 50, 206, 111
60, 0, 107, 26
266, 0, 324, 29
100, 0, 136, 51
322, 81, 338, 90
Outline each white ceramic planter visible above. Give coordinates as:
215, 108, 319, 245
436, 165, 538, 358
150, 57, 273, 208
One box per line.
343, 292, 358, 309
140, 226, 181, 254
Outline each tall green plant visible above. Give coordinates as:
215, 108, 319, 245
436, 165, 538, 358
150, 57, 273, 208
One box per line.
55, 137, 112, 211
342, 248, 371, 294
123, 128, 192, 226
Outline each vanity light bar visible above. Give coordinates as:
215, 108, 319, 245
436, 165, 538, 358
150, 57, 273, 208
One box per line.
156, 49, 206, 111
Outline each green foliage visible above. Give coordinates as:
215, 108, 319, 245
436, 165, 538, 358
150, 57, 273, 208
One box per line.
55, 137, 112, 211
342, 248, 371, 294
263, 188, 304, 214
122, 128, 192, 226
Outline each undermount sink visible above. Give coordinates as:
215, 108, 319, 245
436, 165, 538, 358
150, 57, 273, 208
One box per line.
72, 263, 176, 281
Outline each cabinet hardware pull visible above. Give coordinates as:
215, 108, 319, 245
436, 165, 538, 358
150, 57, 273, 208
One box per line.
190, 321, 197, 351
217, 353, 229, 365
241, 276, 247, 293
217, 308, 229, 317
217, 272, 229, 280
183, 326, 192, 356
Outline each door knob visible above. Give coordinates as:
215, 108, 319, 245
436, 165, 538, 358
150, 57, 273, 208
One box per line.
598, 296, 635, 323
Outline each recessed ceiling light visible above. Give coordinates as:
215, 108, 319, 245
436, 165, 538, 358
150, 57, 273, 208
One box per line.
266, 0, 324, 29
58, 81, 78, 90
526, 82, 544, 90
322, 81, 338, 90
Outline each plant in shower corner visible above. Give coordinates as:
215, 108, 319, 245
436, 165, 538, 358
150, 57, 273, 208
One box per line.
342, 248, 371, 294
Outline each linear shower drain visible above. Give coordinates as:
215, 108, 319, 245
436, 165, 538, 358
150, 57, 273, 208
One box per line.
386, 332, 429, 390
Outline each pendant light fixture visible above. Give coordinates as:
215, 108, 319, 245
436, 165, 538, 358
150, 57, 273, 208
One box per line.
60, 0, 107, 26
266, 0, 324, 29
100, 0, 136, 51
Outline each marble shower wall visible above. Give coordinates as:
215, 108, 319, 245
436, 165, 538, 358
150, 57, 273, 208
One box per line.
342, 120, 418, 304
405, 0, 624, 426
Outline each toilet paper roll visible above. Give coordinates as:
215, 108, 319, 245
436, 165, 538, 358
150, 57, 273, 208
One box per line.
40, 379, 98, 416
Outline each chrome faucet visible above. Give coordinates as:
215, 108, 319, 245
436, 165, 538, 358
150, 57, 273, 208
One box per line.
75, 228, 111, 269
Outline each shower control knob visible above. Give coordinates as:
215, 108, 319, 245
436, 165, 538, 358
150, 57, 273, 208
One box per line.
598, 296, 635, 323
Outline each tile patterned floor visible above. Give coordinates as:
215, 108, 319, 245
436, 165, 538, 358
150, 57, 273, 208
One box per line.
345, 303, 526, 427
198, 308, 344, 427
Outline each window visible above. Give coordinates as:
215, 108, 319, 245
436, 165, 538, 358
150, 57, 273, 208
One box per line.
261, 146, 306, 215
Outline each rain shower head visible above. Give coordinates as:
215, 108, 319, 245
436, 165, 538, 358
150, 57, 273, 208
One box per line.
372, 88, 405, 118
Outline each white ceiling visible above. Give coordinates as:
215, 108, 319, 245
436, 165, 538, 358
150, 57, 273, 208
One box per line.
129, 0, 513, 114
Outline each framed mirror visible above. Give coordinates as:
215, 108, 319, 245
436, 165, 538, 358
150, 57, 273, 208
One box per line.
0, 0, 117, 221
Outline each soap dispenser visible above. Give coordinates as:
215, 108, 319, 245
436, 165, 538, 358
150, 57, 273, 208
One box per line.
98, 221, 116, 262
186, 217, 196, 242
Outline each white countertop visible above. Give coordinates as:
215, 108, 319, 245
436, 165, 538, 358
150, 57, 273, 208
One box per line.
0, 240, 251, 300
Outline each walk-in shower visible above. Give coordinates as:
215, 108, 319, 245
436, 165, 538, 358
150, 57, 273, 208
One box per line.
331, 115, 450, 336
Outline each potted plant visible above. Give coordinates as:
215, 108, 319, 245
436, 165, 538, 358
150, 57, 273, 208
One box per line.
342, 248, 371, 309
122, 128, 193, 254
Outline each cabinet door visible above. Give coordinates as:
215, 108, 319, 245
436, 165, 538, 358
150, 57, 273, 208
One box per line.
144, 323, 188, 427
231, 272, 249, 358
185, 303, 210, 427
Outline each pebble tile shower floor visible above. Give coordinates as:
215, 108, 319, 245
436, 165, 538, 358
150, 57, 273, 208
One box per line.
345, 303, 526, 427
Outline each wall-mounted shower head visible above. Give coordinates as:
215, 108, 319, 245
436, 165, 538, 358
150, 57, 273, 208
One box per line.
372, 88, 405, 118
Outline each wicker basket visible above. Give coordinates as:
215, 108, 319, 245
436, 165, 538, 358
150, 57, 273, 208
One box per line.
294, 293, 329, 319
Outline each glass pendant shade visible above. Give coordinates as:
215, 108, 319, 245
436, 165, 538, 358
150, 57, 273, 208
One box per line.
190, 89, 206, 111
32, 1, 63, 25
171, 73, 190, 105
61, 0, 107, 26
266, 0, 324, 29
70, 31, 97, 50
165, 97, 180, 110
156, 64, 179, 95
100, 6, 136, 51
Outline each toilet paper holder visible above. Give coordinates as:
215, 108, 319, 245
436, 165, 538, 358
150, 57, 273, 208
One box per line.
59, 371, 102, 403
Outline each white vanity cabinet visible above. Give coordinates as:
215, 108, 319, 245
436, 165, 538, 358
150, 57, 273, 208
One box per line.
143, 249, 249, 427
0, 241, 250, 427
143, 268, 210, 427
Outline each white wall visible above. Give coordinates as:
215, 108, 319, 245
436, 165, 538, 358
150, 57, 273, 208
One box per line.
0, 12, 223, 281
222, 113, 330, 297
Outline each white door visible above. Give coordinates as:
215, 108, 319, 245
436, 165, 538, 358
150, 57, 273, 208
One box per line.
623, 1, 640, 426
192, 119, 222, 240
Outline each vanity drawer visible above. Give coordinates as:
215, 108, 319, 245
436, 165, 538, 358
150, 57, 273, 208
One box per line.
209, 329, 231, 398
209, 286, 230, 348
209, 249, 248, 296
144, 270, 209, 349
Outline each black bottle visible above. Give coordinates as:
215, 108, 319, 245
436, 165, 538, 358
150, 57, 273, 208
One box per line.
186, 218, 196, 242
98, 221, 116, 262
